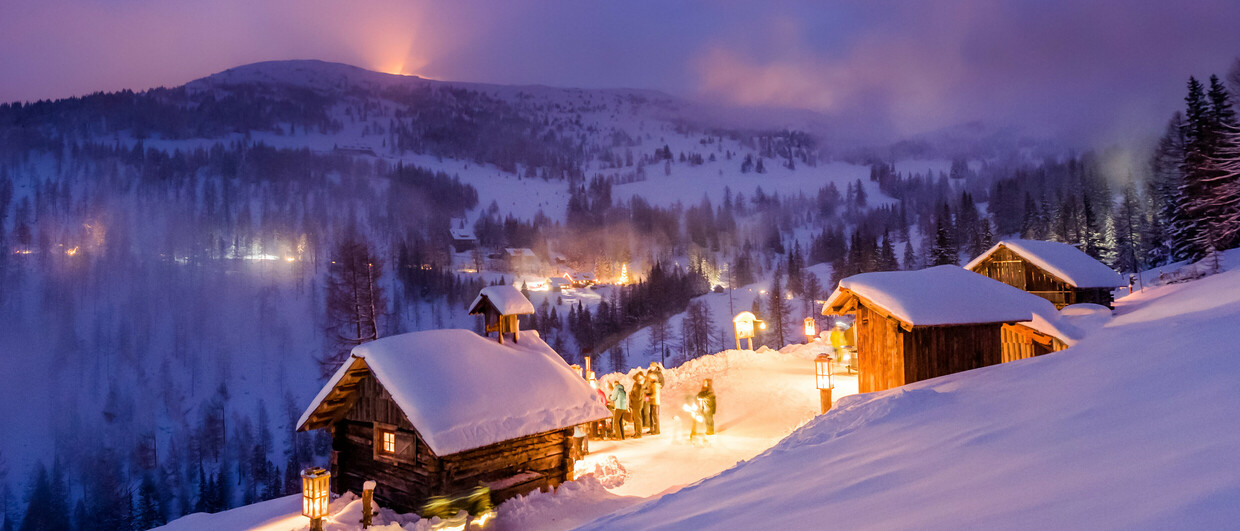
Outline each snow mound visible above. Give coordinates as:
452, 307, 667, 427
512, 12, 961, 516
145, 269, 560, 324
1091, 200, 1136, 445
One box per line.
583, 455, 629, 489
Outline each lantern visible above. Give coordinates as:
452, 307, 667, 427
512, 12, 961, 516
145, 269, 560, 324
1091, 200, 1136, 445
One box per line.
815, 353, 834, 414
302, 467, 331, 530
804, 317, 817, 340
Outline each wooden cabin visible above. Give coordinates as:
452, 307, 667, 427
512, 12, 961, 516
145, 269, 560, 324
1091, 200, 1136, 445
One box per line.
822, 266, 1066, 393
504, 248, 539, 275
297, 329, 610, 514
468, 285, 535, 344
449, 219, 477, 253
965, 239, 1124, 309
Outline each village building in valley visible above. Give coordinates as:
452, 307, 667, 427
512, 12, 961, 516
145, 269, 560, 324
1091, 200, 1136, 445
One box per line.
965, 239, 1125, 308
822, 265, 1075, 393
296, 287, 608, 514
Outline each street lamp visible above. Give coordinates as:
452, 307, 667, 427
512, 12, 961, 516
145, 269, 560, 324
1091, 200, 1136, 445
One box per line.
302, 467, 331, 531
815, 354, 834, 414
804, 317, 817, 342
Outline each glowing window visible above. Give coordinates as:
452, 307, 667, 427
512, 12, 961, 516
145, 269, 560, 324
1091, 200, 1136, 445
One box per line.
381, 431, 395, 454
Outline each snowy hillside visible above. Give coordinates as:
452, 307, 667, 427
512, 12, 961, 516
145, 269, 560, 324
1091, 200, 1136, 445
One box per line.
582, 252, 1240, 530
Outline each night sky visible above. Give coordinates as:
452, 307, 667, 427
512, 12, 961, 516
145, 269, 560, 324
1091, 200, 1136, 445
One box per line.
4, 0, 1240, 143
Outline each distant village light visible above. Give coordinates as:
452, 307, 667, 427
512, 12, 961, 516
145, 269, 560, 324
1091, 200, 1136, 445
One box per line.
301, 467, 331, 530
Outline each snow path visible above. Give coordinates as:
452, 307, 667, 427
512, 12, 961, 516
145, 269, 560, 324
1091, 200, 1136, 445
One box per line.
581, 345, 857, 499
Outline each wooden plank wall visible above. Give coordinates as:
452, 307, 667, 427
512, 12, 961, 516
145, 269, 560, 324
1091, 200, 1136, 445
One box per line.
903, 323, 1003, 386
856, 304, 906, 393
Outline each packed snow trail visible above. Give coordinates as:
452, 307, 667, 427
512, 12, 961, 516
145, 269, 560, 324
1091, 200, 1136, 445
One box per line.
580, 345, 857, 499
580, 254, 1240, 530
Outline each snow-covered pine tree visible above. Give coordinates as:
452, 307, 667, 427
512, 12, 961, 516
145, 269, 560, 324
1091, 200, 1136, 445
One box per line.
1176, 76, 1216, 259
902, 241, 918, 270
929, 203, 957, 266
1195, 76, 1240, 252
1148, 112, 1187, 263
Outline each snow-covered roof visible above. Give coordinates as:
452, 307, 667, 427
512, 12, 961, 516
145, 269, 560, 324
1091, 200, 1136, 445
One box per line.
568, 271, 596, 281
468, 285, 535, 315
297, 329, 609, 456
823, 265, 1057, 326
450, 227, 476, 241
505, 248, 537, 257
965, 239, 1124, 288
1023, 303, 1112, 346
548, 277, 571, 287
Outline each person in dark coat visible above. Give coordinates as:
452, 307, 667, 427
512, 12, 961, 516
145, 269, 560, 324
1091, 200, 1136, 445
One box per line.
629, 372, 646, 439
692, 378, 716, 436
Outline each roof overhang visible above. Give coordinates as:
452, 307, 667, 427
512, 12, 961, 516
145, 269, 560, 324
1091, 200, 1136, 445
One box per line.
297, 357, 370, 432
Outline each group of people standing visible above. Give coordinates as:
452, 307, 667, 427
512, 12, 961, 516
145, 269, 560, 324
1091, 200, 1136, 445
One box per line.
606, 362, 664, 439
597, 362, 717, 440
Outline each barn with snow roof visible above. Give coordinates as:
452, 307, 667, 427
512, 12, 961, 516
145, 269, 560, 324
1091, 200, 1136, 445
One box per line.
965, 239, 1124, 309
297, 288, 608, 513
823, 266, 1069, 393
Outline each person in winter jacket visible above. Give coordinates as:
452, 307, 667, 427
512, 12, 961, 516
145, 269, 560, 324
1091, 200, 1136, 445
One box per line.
645, 368, 662, 435
629, 372, 646, 439
692, 378, 717, 436
609, 382, 628, 440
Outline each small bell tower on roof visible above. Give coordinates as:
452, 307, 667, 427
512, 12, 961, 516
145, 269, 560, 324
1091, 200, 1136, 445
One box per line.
468, 285, 535, 344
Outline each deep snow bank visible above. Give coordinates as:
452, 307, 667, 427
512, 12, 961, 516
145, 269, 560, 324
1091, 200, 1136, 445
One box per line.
581, 261, 1240, 530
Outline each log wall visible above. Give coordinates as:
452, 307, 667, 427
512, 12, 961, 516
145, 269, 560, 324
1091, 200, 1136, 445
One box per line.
331, 369, 574, 513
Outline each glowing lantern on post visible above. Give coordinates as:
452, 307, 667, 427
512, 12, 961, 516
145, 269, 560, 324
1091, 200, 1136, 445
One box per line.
815, 354, 834, 414
804, 317, 817, 341
301, 467, 330, 531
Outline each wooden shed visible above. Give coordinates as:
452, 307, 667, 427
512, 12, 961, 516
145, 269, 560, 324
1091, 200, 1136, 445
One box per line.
822, 266, 1064, 393
297, 329, 609, 514
468, 285, 535, 344
965, 239, 1124, 309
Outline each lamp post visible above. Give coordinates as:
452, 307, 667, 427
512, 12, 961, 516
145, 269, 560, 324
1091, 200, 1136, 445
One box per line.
804, 317, 817, 343
301, 467, 331, 531
815, 354, 834, 414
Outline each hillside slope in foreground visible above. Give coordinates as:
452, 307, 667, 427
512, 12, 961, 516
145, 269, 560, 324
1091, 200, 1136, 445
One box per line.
584, 253, 1240, 530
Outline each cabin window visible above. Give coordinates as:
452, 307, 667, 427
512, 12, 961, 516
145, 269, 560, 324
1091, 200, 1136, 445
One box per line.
381, 431, 396, 454
372, 422, 414, 464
